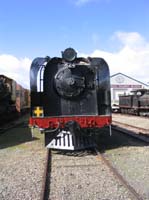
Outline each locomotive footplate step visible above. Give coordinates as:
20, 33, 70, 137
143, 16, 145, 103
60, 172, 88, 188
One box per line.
46, 131, 95, 150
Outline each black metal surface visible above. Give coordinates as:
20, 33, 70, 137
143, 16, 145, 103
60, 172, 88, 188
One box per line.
44, 58, 109, 116
119, 89, 149, 116
40, 149, 51, 200
30, 48, 111, 118
30, 57, 50, 92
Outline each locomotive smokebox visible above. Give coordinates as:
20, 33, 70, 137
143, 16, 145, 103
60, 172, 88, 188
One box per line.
54, 66, 85, 99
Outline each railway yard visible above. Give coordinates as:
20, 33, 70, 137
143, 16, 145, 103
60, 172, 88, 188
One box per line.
0, 114, 149, 200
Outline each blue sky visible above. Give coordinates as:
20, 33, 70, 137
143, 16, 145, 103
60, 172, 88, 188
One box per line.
0, 0, 149, 88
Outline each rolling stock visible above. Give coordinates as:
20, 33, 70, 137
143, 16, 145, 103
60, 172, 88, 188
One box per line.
0, 75, 30, 124
29, 48, 112, 150
119, 89, 149, 116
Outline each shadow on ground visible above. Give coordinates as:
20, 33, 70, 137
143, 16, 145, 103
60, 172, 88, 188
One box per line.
94, 127, 149, 153
53, 149, 96, 157
53, 126, 148, 156
0, 125, 39, 149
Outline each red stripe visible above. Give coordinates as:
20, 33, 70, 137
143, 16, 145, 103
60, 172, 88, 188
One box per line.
29, 115, 112, 129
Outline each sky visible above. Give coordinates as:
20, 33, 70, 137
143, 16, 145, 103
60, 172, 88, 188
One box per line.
0, 0, 149, 88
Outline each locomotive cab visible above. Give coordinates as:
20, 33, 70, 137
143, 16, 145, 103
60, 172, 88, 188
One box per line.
29, 48, 112, 150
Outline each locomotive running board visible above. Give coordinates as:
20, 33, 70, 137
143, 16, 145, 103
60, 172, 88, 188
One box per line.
45, 131, 95, 150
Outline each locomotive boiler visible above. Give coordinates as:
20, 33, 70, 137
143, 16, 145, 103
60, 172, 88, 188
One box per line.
29, 48, 112, 150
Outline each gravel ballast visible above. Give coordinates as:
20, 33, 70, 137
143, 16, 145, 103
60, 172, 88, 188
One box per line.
106, 145, 149, 200
49, 151, 134, 200
1, 114, 148, 200
0, 125, 46, 200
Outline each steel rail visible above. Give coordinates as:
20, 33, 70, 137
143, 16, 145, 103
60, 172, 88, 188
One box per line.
111, 123, 149, 143
95, 147, 143, 200
40, 149, 51, 200
112, 120, 149, 132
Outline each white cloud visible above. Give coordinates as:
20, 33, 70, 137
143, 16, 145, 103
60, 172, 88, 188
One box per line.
0, 31, 149, 90
73, 0, 110, 6
79, 31, 149, 85
74, 0, 98, 6
0, 55, 32, 89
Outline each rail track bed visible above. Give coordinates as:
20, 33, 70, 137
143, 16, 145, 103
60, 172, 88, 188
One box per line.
44, 149, 134, 200
1, 115, 149, 200
112, 113, 149, 143
42, 126, 149, 200
95, 127, 149, 200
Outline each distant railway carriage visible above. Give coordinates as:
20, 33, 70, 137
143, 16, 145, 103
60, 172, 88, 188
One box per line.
29, 47, 112, 150
119, 89, 149, 116
0, 74, 30, 123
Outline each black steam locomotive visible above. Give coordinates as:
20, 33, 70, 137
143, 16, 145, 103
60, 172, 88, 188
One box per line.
119, 89, 149, 116
29, 48, 111, 150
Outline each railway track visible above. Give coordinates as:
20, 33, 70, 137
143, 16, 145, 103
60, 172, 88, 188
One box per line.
40, 134, 146, 200
112, 121, 149, 143
95, 148, 143, 200
40, 149, 51, 200
112, 120, 149, 133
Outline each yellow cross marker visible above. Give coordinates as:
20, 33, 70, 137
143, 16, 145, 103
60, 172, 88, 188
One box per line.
33, 107, 43, 117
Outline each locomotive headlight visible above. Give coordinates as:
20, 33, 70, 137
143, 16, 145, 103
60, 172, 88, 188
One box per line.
62, 48, 77, 62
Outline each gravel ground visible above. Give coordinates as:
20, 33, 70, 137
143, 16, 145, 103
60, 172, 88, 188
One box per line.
111, 114, 149, 199
49, 150, 134, 200
105, 144, 149, 200
0, 125, 46, 200
98, 127, 149, 200
1, 114, 148, 200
